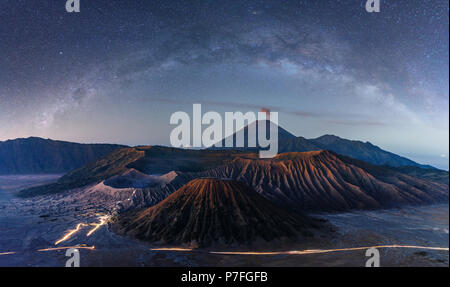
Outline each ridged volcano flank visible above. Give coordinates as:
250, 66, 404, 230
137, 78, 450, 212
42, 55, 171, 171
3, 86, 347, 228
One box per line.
199, 150, 448, 212
273, 150, 326, 160
114, 178, 324, 246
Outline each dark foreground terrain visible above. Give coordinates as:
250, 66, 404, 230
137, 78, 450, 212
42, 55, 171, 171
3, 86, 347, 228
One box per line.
0, 175, 448, 267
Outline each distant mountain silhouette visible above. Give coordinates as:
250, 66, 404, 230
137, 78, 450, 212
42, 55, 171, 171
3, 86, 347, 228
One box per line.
113, 178, 327, 246
212, 120, 296, 149
278, 135, 430, 168
3, 124, 436, 177
310, 135, 433, 168
214, 121, 434, 169
0, 137, 126, 174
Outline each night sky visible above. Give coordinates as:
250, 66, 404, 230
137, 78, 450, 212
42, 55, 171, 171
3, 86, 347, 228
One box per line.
0, 0, 448, 169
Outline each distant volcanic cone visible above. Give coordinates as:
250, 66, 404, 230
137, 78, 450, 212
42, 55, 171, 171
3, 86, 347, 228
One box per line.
113, 178, 327, 247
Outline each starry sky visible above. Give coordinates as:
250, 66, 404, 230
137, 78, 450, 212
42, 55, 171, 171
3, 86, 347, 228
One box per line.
0, 0, 448, 169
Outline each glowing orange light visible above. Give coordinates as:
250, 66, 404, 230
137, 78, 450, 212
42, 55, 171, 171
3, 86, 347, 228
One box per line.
54, 215, 110, 245
37, 246, 95, 252
86, 215, 109, 237
54, 223, 89, 245
151, 248, 194, 252
209, 245, 449, 256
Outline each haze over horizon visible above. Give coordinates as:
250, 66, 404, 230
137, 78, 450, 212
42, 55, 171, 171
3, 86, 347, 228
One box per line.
0, 0, 448, 169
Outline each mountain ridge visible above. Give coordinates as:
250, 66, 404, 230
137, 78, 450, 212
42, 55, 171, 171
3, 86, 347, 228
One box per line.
307, 135, 435, 169
1, 125, 438, 177
0, 137, 127, 175
212, 121, 435, 169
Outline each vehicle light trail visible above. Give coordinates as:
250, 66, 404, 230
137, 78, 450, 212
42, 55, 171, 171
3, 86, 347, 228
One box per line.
54, 223, 89, 245
86, 215, 109, 237
54, 215, 110, 245
151, 245, 449, 256
151, 248, 194, 252
37, 246, 95, 252
0, 251, 16, 256
209, 245, 449, 256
